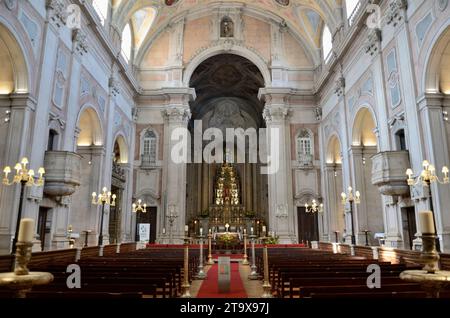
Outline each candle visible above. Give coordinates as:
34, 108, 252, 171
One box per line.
419, 211, 435, 234
244, 228, 247, 234
262, 226, 266, 234
209, 228, 212, 234
251, 227, 254, 234
18, 218, 35, 243
200, 228, 203, 235
185, 225, 189, 233
163, 228, 166, 234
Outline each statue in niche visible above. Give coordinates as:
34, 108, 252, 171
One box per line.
275, 0, 290, 6
221, 17, 234, 38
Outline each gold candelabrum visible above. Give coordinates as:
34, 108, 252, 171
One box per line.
92, 187, 116, 246
260, 236, 273, 298
180, 235, 191, 298
406, 160, 449, 252
242, 231, 249, 265
305, 200, 324, 214
132, 199, 147, 213
0, 219, 53, 298
2, 157, 45, 255
207, 231, 214, 265
341, 187, 360, 245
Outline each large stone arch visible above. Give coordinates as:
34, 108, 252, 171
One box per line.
423, 19, 450, 94
76, 106, 104, 147
0, 19, 30, 94
183, 45, 271, 87
351, 106, 378, 148
113, 132, 129, 164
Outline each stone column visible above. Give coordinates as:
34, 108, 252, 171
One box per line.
120, 163, 133, 242
324, 164, 343, 240
259, 88, 295, 243
0, 94, 36, 254
161, 88, 195, 243
417, 94, 450, 251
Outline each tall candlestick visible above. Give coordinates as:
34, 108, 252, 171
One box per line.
419, 211, 435, 234
18, 218, 35, 243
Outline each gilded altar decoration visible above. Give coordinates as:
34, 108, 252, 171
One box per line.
215, 163, 240, 206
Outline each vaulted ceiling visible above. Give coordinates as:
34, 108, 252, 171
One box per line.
111, 0, 343, 65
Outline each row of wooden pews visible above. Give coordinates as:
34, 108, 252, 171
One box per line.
0, 246, 202, 299
254, 247, 450, 298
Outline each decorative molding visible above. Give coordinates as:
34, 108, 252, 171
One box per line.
314, 107, 322, 121
4, 0, 17, 11
334, 77, 345, 97
72, 29, 89, 56
365, 28, 382, 56
49, 112, 66, 130
162, 107, 191, 123
263, 105, 289, 122
437, 0, 449, 11
46, 0, 67, 28
109, 76, 120, 96
385, 0, 408, 27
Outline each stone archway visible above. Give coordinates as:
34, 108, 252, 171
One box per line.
350, 107, 384, 245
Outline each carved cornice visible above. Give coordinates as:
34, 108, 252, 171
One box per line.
385, 0, 408, 27
334, 77, 345, 97
365, 28, 382, 56
109, 76, 121, 96
46, 0, 67, 28
72, 29, 89, 56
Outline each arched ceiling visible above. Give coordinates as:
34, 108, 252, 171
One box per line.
112, 0, 342, 65
189, 54, 265, 126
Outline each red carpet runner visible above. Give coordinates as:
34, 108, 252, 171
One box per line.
196, 263, 247, 298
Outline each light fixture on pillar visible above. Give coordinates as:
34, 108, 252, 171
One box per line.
132, 199, 147, 213
341, 187, 360, 245
91, 187, 116, 246
406, 160, 449, 252
166, 204, 178, 244
305, 200, 324, 214
305, 200, 324, 242
3, 157, 45, 255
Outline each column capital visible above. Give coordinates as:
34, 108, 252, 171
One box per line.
385, 0, 408, 28
72, 28, 89, 56
46, 0, 67, 28
263, 105, 290, 123
162, 106, 191, 124
365, 28, 382, 57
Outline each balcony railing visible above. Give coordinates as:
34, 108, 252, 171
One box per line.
141, 154, 156, 169
298, 154, 313, 167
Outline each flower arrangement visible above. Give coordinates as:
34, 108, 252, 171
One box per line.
199, 209, 209, 218
266, 235, 279, 244
218, 233, 238, 247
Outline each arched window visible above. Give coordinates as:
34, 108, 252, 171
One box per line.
143, 130, 157, 164
322, 25, 332, 62
121, 23, 132, 62
92, 0, 108, 25
297, 129, 314, 166
346, 0, 360, 25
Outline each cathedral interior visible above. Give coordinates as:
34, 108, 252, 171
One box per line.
1, 0, 450, 302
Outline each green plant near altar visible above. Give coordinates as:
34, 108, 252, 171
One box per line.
266, 235, 279, 244
218, 233, 237, 247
